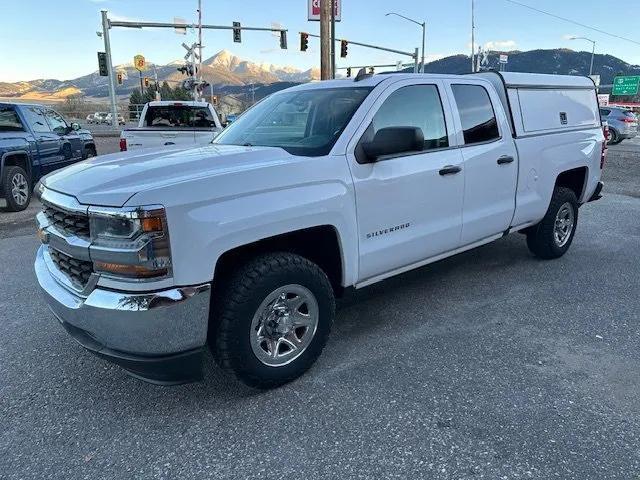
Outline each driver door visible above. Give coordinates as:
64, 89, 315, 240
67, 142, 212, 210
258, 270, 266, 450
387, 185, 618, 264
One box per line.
347, 79, 465, 284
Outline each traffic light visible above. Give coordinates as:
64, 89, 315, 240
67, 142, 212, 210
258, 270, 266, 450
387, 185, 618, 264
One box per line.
300, 32, 309, 52
368, 67, 375, 75
116, 72, 123, 85
233, 21, 241, 43
212, 95, 219, 106
340, 40, 348, 58
346, 67, 351, 78
144, 77, 150, 88
97, 52, 108, 77
280, 30, 288, 50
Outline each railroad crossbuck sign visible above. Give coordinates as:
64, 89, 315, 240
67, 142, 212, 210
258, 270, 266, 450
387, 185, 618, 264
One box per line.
308, 0, 341, 21
133, 55, 146, 72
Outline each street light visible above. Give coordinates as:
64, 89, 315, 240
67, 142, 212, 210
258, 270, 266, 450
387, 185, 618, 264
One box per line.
385, 12, 425, 73
569, 36, 596, 77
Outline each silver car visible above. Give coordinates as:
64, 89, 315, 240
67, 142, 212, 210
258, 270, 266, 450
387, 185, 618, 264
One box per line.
600, 106, 637, 144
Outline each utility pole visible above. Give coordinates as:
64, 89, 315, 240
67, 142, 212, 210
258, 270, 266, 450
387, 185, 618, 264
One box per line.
320, 0, 332, 80
330, 0, 336, 79
101, 10, 119, 127
471, 0, 475, 72
197, 0, 203, 80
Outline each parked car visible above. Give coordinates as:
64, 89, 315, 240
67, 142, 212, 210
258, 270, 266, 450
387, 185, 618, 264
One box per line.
93, 112, 108, 124
105, 112, 126, 126
0, 102, 95, 211
225, 114, 238, 126
86, 113, 96, 124
35, 72, 605, 388
119, 101, 222, 151
600, 106, 637, 144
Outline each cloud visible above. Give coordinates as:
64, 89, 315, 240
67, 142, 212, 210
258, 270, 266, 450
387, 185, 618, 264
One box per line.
483, 40, 518, 51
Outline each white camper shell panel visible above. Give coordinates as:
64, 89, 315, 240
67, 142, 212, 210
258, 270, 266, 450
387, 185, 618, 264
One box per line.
472, 71, 599, 138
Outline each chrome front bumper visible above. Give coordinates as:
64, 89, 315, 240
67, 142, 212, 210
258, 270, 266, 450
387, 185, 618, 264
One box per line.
35, 245, 211, 384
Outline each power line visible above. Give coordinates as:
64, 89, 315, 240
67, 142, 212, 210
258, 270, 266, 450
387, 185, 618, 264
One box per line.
503, 0, 640, 47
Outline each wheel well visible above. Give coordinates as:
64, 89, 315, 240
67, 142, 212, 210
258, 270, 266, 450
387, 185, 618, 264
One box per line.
85, 143, 96, 152
555, 167, 587, 201
2, 153, 30, 179
213, 226, 344, 296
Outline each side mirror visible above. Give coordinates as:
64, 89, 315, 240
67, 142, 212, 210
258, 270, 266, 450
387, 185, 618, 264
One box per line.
71, 122, 80, 131
361, 127, 424, 162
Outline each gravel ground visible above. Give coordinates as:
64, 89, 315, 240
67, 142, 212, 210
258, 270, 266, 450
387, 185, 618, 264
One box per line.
0, 140, 639, 479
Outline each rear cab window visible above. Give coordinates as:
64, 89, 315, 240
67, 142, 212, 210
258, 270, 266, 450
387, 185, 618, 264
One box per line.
144, 105, 217, 128
0, 106, 24, 132
451, 84, 500, 145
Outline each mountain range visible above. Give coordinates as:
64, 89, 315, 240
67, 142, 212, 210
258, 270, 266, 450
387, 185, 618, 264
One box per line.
1, 48, 639, 102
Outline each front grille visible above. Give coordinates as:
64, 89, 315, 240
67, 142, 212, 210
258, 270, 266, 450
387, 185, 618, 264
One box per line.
43, 204, 90, 238
49, 248, 94, 290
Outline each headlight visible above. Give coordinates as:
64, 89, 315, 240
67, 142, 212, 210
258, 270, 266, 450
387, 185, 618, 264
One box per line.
88, 205, 171, 279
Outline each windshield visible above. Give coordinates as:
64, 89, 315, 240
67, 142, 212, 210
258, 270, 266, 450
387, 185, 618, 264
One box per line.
214, 87, 372, 156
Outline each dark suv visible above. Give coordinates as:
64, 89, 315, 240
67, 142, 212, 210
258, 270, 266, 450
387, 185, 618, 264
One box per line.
0, 103, 96, 211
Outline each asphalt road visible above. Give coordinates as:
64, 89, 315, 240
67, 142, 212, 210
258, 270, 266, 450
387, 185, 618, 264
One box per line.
1, 142, 639, 479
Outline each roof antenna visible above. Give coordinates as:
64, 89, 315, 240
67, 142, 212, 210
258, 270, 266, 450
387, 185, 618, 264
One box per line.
354, 67, 372, 82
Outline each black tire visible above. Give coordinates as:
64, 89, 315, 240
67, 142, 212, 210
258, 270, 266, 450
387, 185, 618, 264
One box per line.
609, 128, 621, 145
210, 252, 335, 389
83, 146, 96, 159
2, 166, 31, 212
526, 186, 578, 259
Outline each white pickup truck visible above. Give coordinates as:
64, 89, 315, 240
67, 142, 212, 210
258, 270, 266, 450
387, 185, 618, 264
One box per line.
119, 100, 222, 151
35, 72, 605, 388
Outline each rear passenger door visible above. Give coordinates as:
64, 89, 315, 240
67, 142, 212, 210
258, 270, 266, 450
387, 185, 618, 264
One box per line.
447, 82, 518, 244
20, 106, 63, 173
348, 80, 465, 283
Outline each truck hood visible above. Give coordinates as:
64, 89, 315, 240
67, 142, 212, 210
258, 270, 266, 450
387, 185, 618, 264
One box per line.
42, 144, 291, 206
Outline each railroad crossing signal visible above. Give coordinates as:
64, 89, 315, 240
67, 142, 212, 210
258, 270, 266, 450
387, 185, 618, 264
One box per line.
340, 40, 348, 58
300, 32, 309, 52
233, 21, 241, 43
368, 67, 375, 75
280, 30, 288, 49
97, 52, 108, 77
116, 72, 124, 85
346, 67, 352, 77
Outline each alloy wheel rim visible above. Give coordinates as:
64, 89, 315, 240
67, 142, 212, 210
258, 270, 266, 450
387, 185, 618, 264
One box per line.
553, 202, 574, 247
250, 284, 319, 367
11, 173, 28, 206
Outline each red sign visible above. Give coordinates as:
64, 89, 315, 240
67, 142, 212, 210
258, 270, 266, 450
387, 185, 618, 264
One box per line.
308, 0, 341, 21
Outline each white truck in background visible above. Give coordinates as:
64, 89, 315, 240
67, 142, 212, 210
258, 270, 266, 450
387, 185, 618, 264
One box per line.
119, 100, 222, 151
36, 72, 605, 389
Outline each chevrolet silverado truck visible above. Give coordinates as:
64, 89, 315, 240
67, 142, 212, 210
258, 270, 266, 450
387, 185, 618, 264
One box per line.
1, 102, 95, 211
35, 72, 605, 388
119, 100, 222, 152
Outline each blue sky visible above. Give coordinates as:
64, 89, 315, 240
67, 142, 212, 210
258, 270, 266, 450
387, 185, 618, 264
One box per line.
1, 0, 638, 82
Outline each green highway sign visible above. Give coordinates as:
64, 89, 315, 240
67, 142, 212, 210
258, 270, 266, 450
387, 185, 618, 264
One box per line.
612, 76, 640, 96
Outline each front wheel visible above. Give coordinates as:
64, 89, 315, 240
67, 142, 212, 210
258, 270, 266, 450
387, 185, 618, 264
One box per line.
2, 166, 31, 212
526, 187, 578, 259
211, 253, 335, 389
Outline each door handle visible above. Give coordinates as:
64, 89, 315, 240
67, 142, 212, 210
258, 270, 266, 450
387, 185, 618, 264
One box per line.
497, 155, 515, 165
439, 165, 462, 176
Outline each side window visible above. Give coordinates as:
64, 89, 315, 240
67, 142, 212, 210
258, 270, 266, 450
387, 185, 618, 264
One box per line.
451, 84, 500, 145
0, 107, 24, 132
372, 84, 449, 151
22, 107, 51, 133
43, 109, 69, 134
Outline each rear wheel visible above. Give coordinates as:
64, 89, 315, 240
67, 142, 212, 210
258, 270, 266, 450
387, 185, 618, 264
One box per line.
2, 166, 31, 212
608, 128, 621, 145
211, 252, 335, 389
526, 186, 578, 259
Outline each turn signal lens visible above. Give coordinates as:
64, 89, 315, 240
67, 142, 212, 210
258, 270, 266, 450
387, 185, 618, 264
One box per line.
141, 217, 163, 232
94, 262, 168, 278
